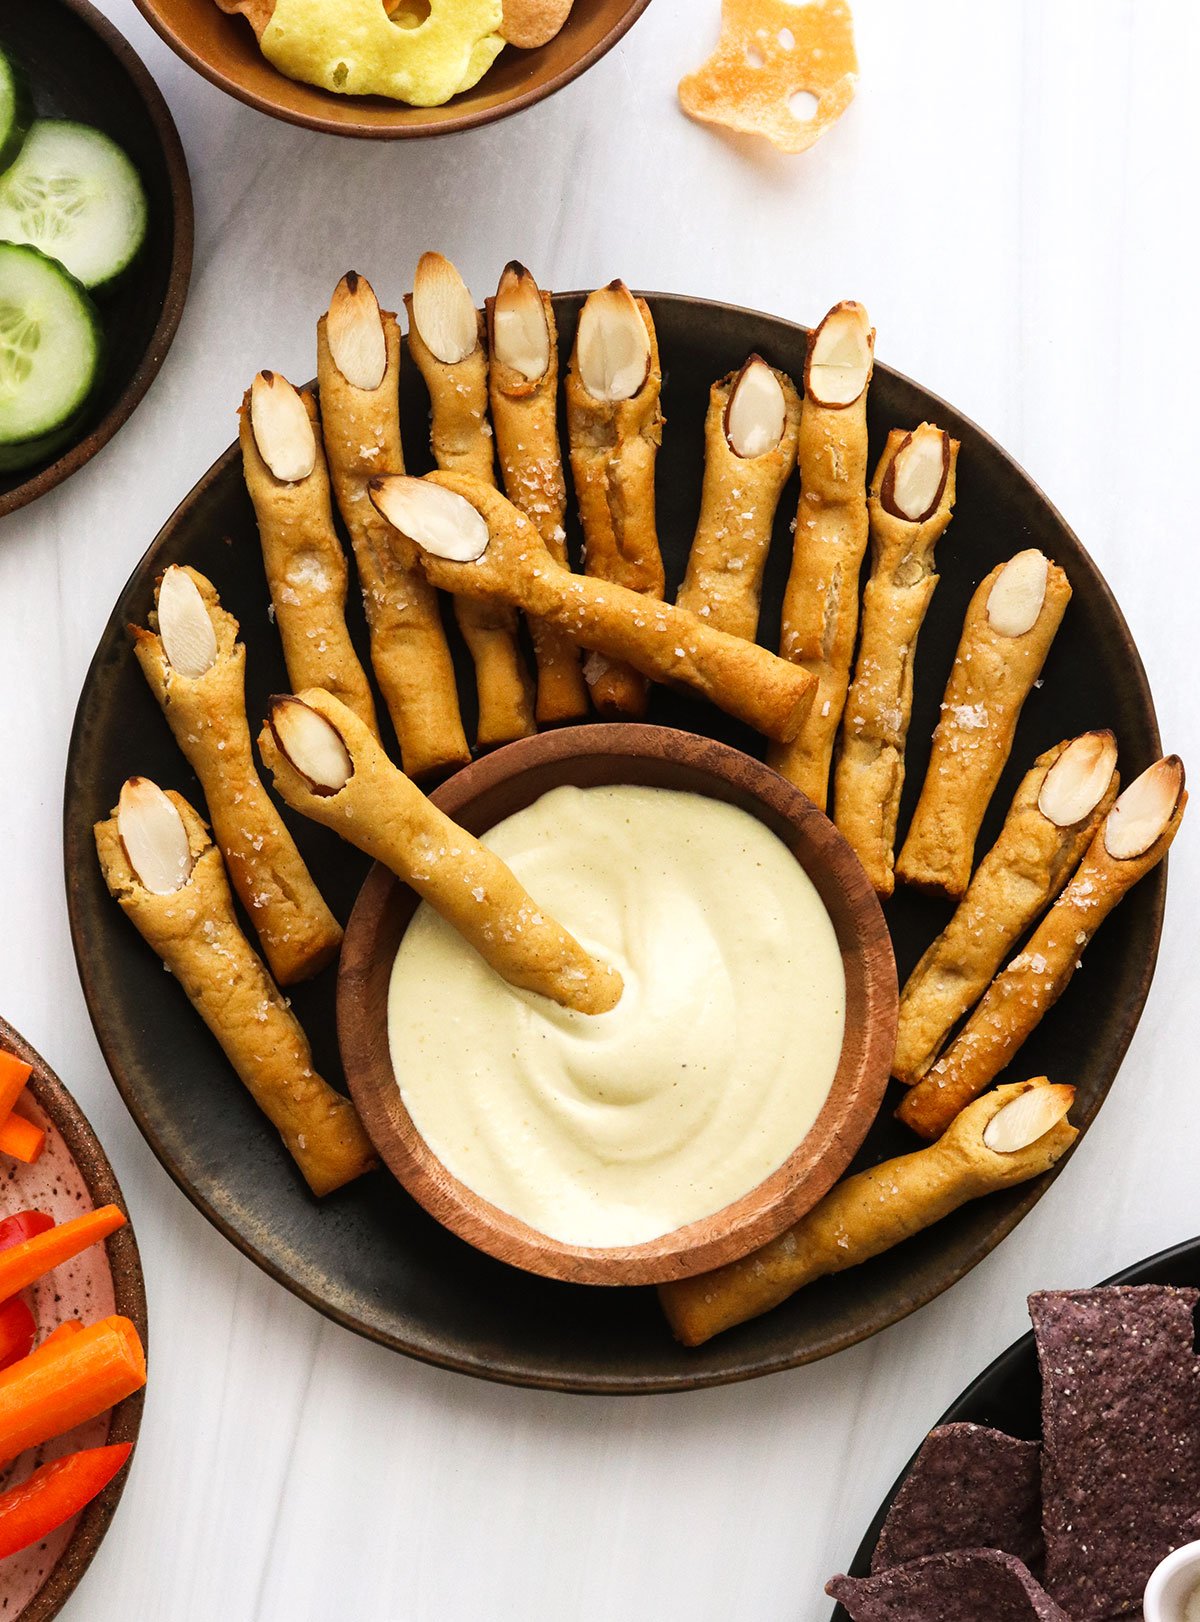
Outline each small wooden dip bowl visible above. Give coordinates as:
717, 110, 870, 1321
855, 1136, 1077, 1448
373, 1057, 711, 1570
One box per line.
338, 725, 898, 1286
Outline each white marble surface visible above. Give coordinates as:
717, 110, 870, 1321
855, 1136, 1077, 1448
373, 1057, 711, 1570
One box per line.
2, 2, 1198, 1616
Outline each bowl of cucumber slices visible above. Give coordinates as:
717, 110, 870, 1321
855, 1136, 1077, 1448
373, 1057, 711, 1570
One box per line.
0, 0, 192, 519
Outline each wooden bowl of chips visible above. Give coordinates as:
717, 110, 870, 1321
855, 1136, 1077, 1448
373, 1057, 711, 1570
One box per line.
130, 0, 653, 139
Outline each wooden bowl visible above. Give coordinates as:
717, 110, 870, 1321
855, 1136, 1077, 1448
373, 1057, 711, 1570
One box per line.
130, 0, 654, 139
338, 724, 898, 1287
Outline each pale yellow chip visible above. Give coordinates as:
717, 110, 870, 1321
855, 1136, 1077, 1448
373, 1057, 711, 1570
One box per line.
501, 0, 574, 49
678, 0, 858, 155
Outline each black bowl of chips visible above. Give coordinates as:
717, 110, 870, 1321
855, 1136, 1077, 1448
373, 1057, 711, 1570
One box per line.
828, 1236, 1200, 1621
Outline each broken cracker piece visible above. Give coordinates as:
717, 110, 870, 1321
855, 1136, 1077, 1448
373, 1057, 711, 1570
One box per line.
678, 0, 858, 155
501, 0, 573, 49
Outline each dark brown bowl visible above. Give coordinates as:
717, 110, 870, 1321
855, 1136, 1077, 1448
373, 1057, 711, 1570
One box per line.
0, 1017, 147, 1622
338, 725, 898, 1286
131, 0, 653, 139
0, 0, 193, 520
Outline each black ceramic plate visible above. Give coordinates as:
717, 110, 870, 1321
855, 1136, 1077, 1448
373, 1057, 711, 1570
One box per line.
0, 0, 192, 518
64, 292, 1164, 1394
828, 1237, 1200, 1619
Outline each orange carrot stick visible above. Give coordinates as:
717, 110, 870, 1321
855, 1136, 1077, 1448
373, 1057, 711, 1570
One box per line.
0, 1112, 45, 1165
0, 1206, 125, 1304
0, 1053, 32, 1126
0, 1315, 146, 1463
39, 1322, 84, 1353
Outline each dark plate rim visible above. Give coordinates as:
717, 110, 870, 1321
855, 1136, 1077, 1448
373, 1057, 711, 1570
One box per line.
64, 290, 1164, 1394
128, 0, 654, 141
0, 0, 194, 520
0, 1016, 148, 1622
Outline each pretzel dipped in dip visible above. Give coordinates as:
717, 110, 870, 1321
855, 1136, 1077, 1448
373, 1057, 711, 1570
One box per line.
369, 473, 816, 743
130, 565, 342, 986
258, 690, 623, 1016
486, 262, 588, 724
318, 272, 470, 778
659, 1079, 1077, 1347
770, 301, 875, 809
565, 281, 666, 718
406, 252, 535, 749
676, 355, 802, 640
897, 549, 1072, 899
95, 779, 376, 1196
834, 423, 959, 894
897, 756, 1185, 1140
893, 732, 1119, 1088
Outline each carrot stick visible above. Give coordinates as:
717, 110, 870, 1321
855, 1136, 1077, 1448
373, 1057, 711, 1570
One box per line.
0, 1442, 132, 1559
0, 1315, 146, 1463
0, 1206, 125, 1304
0, 1112, 45, 1165
0, 1053, 32, 1126
38, 1322, 84, 1353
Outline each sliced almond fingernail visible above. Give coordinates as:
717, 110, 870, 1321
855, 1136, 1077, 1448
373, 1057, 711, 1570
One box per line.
1038, 730, 1117, 827
983, 1082, 1075, 1152
411, 252, 478, 365
269, 697, 354, 796
805, 301, 873, 409
250, 371, 316, 483
724, 356, 786, 458
881, 424, 950, 522
1103, 755, 1185, 859
327, 271, 387, 392
157, 566, 218, 679
986, 550, 1049, 637
369, 476, 490, 562
117, 778, 194, 895
492, 262, 550, 382
576, 281, 651, 403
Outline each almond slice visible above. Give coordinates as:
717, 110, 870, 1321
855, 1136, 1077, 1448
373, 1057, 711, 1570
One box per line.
250, 371, 316, 483
881, 424, 950, 522
117, 778, 194, 895
157, 566, 218, 679
724, 356, 786, 458
369, 476, 490, 562
1103, 755, 1185, 859
411, 252, 478, 365
268, 697, 354, 796
986, 550, 1049, 637
327, 271, 387, 392
492, 262, 551, 382
805, 301, 873, 408
983, 1082, 1075, 1153
1037, 730, 1118, 827
576, 281, 651, 403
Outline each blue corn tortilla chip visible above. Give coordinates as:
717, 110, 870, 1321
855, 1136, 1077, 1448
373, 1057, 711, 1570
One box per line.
871, 1423, 1042, 1574
828, 1548, 1070, 1620
1030, 1285, 1200, 1619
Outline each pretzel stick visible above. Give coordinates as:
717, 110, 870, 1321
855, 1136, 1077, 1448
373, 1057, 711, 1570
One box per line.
406, 252, 534, 748
676, 356, 801, 640
370, 474, 816, 743
486, 262, 587, 723
893, 731, 1118, 1086
565, 281, 665, 717
833, 424, 959, 893
239, 371, 379, 736
130, 565, 342, 986
898, 757, 1186, 1139
768, 301, 874, 809
896, 550, 1072, 899
258, 691, 623, 1016
317, 272, 469, 778
95, 780, 376, 1197
660, 1079, 1076, 1347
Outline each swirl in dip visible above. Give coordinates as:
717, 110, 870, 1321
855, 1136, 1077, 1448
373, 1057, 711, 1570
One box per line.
387, 784, 846, 1248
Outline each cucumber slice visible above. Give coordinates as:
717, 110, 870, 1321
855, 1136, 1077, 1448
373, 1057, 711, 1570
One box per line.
0, 48, 32, 176
0, 120, 148, 291
0, 241, 102, 473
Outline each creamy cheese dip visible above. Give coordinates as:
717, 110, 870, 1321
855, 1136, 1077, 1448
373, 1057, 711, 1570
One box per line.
387, 784, 846, 1248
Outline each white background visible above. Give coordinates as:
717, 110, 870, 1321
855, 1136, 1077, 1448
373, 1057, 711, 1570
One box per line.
3, 2, 1198, 1617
